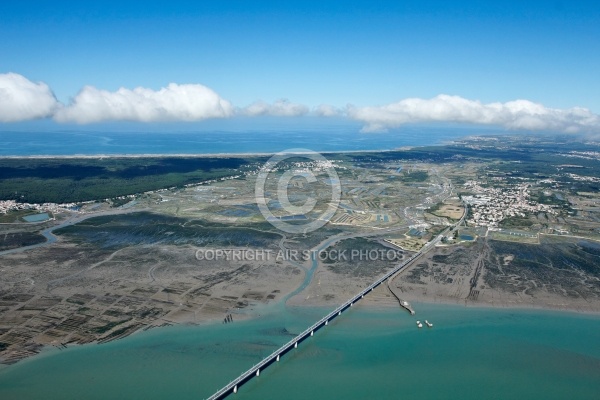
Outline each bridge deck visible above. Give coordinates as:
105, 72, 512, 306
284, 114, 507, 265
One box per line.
205, 234, 443, 400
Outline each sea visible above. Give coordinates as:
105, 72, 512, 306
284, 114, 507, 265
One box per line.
0, 127, 497, 156
1, 128, 599, 399
0, 304, 598, 400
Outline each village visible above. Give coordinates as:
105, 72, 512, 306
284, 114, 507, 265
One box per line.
462, 181, 557, 227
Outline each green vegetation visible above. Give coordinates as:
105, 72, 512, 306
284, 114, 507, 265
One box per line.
109, 197, 132, 208
0, 232, 46, 251
321, 238, 396, 277
484, 237, 600, 295
499, 216, 534, 228
2, 134, 600, 205
54, 212, 282, 249
0, 209, 40, 223
426, 202, 442, 214
0, 156, 265, 203
401, 170, 429, 182
536, 192, 566, 206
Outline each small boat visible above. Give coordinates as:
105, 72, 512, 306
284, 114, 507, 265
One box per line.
416, 320, 423, 328
425, 320, 433, 328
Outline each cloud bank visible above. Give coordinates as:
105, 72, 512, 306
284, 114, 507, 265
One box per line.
241, 99, 309, 117
348, 95, 600, 133
1, 73, 599, 134
0, 73, 59, 122
54, 83, 233, 123
314, 104, 342, 117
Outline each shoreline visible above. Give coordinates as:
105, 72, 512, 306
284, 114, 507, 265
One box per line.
305, 289, 600, 317
0, 148, 411, 159
389, 297, 600, 317
1, 298, 598, 370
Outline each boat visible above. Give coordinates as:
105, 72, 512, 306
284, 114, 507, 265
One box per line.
425, 320, 433, 328
416, 320, 423, 328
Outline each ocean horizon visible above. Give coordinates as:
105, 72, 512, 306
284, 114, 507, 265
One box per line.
0, 127, 504, 157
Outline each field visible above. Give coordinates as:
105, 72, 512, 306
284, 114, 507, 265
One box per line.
429, 199, 464, 220
385, 235, 427, 252
488, 230, 540, 244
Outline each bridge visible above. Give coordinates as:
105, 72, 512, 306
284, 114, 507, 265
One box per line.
206, 229, 449, 400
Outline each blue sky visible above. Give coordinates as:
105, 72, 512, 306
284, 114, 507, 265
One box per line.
1, 1, 599, 132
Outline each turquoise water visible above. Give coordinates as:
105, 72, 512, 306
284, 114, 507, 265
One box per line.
0, 303, 598, 399
22, 213, 50, 222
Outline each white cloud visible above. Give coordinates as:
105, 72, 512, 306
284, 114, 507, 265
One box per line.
2, 72, 600, 134
0, 73, 59, 122
54, 83, 233, 123
314, 104, 342, 117
348, 95, 600, 133
242, 99, 309, 117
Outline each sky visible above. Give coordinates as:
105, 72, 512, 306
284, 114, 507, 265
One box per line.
1, 1, 599, 133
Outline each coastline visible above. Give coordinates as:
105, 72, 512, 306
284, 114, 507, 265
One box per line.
297, 284, 600, 317
1, 298, 598, 371
0, 148, 405, 159
374, 296, 600, 316
1, 127, 478, 159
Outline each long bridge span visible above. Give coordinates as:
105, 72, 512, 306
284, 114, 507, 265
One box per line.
206, 229, 448, 400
